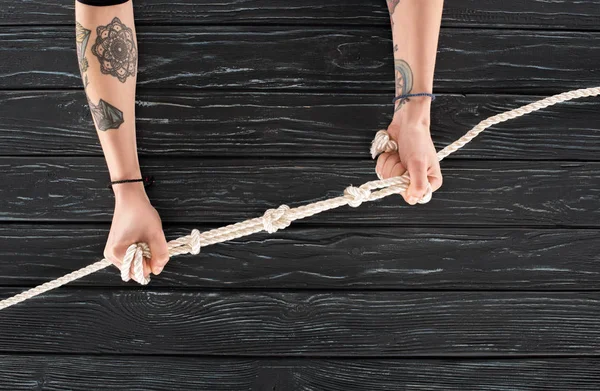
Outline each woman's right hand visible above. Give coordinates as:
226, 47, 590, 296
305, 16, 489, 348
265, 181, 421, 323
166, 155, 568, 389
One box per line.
375, 98, 443, 205
103, 181, 170, 281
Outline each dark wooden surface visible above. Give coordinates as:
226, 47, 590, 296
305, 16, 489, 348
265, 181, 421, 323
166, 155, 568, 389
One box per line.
2, 92, 600, 159
1, 290, 600, 355
2, 0, 600, 30
2, 357, 600, 391
2, 225, 599, 290
3, 27, 600, 93
2, 158, 599, 225
0, 1, 599, 390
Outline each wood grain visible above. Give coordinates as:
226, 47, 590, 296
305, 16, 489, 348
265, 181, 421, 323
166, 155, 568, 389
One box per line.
2, 27, 599, 93
1, 158, 598, 226
2, 0, 600, 30
1, 356, 599, 390
1, 225, 599, 290
1, 1, 599, 384
1, 91, 599, 159
1, 290, 599, 355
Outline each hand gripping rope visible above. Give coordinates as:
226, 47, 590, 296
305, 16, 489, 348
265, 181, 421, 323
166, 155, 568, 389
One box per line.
1, 87, 599, 311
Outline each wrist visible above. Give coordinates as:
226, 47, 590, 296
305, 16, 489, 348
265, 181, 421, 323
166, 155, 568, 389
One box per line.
392, 97, 431, 127
109, 165, 142, 183
112, 181, 149, 202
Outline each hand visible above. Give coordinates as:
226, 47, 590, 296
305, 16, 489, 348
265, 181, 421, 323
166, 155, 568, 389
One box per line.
103, 181, 170, 281
375, 101, 443, 205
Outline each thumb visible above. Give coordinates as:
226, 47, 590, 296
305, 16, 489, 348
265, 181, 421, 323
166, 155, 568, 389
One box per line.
148, 233, 170, 275
405, 158, 429, 205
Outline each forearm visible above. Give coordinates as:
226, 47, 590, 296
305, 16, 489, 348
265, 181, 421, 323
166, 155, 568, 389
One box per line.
75, 0, 140, 182
388, 0, 444, 120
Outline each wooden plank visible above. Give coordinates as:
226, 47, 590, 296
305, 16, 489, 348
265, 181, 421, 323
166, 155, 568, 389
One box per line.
2, 356, 600, 390
2, 225, 599, 290
1, 91, 599, 160
2, 0, 600, 30
0, 290, 599, 355
1, 158, 598, 226
2, 27, 599, 93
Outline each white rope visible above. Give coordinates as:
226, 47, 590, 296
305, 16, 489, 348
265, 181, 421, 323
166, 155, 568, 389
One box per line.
1, 86, 598, 311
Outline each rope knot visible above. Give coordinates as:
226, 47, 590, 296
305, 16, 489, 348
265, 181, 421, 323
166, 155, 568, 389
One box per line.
417, 182, 433, 204
403, 182, 433, 205
370, 129, 398, 159
262, 205, 292, 233
189, 229, 201, 255
167, 228, 202, 257
121, 242, 151, 285
344, 185, 372, 208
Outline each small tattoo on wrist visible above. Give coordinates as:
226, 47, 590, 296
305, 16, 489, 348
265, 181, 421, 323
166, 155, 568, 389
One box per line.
394, 59, 413, 112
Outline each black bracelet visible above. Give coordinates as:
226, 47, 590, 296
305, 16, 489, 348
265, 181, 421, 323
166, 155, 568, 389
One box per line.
392, 92, 437, 104
107, 175, 155, 190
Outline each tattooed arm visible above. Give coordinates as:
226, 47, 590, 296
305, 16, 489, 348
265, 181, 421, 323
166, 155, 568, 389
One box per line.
375, 0, 444, 205
76, 0, 170, 281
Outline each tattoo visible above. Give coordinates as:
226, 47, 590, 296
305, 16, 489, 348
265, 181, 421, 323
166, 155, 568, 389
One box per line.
394, 59, 413, 112
91, 17, 137, 83
76, 22, 91, 75
88, 98, 124, 131
394, 44, 398, 52
387, 0, 400, 15
77, 21, 125, 131
387, 0, 400, 27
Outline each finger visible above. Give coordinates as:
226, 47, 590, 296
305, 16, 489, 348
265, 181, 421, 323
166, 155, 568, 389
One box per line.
428, 174, 443, 192
103, 242, 128, 271
105, 242, 151, 281
405, 157, 429, 205
148, 233, 170, 275
428, 162, 443, 192
389, 160, 407, 178
375, 152, 394, 179
140, 250, 152, 279
387, 160, 413, 203
381, 153, 400, 178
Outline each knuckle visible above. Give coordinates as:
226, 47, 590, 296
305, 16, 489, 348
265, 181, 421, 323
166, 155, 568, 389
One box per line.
430, 175, 443, 191
412, 185, 427, 196
415, 182, 427, 190
410, 156, 427, 168
157, 253, 170, 264
151, 250, 169, 265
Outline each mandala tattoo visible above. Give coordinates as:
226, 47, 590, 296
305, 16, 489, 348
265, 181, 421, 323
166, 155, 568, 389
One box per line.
91, 17, 137, 83
394, 59, 413, 112
88, 98, 124, 131
76, 22, 91, 74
